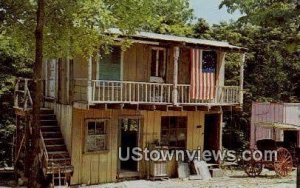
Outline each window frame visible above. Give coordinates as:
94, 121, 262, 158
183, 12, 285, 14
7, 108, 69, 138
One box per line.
84, 118, 110, 153
150, 47, 167, 82
160, 116, 187, 150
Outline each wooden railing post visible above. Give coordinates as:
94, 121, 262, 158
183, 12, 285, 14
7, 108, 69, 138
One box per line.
24, 79, 28, 110
239, 53, 245, 105
172, 46, 180, 106
14, 78, 20, 108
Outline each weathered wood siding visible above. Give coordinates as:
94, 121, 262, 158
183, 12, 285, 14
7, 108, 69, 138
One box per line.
251, 102, 300, 148
68, 43, 228, 103
45, 102, 73, 152
70, 109, 208, 185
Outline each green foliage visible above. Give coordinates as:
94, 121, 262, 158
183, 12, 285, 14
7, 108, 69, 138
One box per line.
192, 0, 299, 147
147, 0, 194, 35
0, 0, 194, 59
0, 44, 32, 166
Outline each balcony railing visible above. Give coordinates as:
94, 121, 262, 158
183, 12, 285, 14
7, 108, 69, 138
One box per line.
14, 78, 33, 110
91, 80, 173, 104
73, 79, 241, 106
177, 85, 240, 104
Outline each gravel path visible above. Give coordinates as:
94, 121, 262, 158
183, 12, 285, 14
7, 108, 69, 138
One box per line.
86, 170, 296, 188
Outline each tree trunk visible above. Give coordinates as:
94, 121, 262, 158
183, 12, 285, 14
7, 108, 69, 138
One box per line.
27, 0, 45, 187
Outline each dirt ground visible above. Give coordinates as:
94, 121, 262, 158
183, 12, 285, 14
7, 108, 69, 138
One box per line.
84, 169, 296, 188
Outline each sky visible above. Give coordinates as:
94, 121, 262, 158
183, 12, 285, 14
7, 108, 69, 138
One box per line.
189, 0, 242, 24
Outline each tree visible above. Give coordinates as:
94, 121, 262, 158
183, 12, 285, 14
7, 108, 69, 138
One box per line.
147, 0, 194, 35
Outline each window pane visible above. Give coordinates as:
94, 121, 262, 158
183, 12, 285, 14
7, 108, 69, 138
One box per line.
95, 135, 106, 150
95, 121, 105, 134
128, 119, 139, 132
177, 117, 187, 128
151, 49, 157, 77
160, 116, 187, 149
99, 46, 121, 80
88, 122, 95, 135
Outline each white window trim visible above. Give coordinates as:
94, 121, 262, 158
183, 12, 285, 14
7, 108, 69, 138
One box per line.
150, 47, 166, 83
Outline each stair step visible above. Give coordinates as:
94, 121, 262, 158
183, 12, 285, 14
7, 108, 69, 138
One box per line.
41, 126, 60, 132
40, 114, 56, 120
48, 151, 70, 159
40, 109, 54, 114
48, 160, 72, 166
42, 132, 62, 138
40, 120, 58, 126
44, 138, 65, 145
46, 144, 67, 152
49, 157, 71, 162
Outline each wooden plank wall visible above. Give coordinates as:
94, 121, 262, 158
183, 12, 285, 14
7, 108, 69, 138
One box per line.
45, 102, 73, 153
178, 48, 191, 84
70, 109, 206, 185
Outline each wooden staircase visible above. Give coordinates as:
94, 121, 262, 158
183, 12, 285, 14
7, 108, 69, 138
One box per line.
40, 108, 73, 186
14, 78, 73, 186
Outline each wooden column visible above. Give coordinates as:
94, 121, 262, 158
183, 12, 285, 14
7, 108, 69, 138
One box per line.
87, 56, 93, 103
239, 53, 245, 105
216, 52, 226, 103
172, 47, 180, 106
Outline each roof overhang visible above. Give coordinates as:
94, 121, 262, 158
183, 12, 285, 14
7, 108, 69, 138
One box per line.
107, 28, 247, 53
254, 122, 300, 130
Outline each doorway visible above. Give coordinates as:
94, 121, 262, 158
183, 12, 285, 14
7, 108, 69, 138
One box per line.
284, 131, 297, 148
118, 117, 140, 177
204, 114, 221, 162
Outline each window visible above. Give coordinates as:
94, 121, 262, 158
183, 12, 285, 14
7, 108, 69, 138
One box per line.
202, 51, 217, 73
85, 119, 108, 152
161, 117, 187, 149
98, 46, 121, 81
150, 48, 166, 82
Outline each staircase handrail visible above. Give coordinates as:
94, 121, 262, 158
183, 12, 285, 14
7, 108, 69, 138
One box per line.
39, 130, 49, 173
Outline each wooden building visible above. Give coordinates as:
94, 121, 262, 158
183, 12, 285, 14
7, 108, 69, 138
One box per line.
251, 102, 300, 148
14, 30, 246, 185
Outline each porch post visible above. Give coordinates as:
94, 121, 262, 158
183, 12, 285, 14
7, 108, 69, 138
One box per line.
87, 56, 92, 103
172, 46, 180, 106
239, 53, 245, 105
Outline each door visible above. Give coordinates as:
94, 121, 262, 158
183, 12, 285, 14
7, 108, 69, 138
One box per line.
204, 114, 220, 162
119, 118, 140, 172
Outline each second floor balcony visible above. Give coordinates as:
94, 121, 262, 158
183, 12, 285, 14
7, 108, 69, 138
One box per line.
73, 79, 241, 107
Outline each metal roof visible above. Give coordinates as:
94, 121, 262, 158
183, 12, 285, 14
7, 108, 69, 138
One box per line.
254, 122, 300, 130
107, 28, 246, 51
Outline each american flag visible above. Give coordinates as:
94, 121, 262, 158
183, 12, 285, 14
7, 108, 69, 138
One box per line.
190, 49, 216, 100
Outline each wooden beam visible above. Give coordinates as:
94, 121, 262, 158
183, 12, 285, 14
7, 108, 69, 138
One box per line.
221, 106, 232, 112
196, 106, 210, 111
123, 104, 139, 110
210, 106, 222, 112
90, 103, 107, 110
182, 106, 197, 111
107, 104, 124, 109
167, 105, 183, 111
239, 53, 245, 106
172, 46, 180, 106
155, 105, 168, 111
87, 56, 92, 103
139, 104, 156, 111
